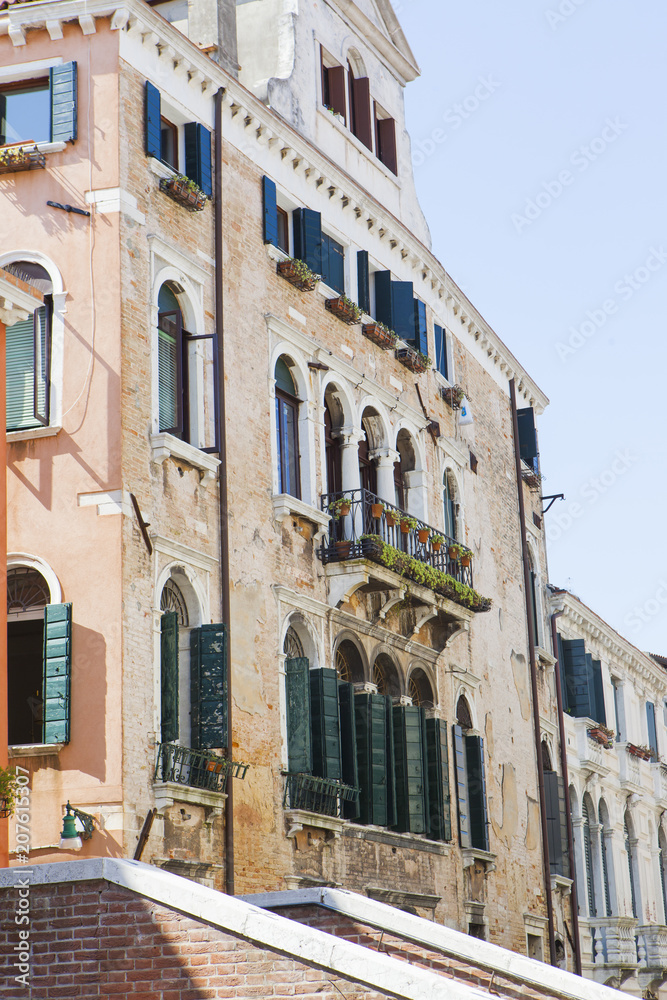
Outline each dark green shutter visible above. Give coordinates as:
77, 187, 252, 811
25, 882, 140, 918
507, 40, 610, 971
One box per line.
190, 624, 227, 750
453, 724, 470, 847
413, 299, 427, 355
544, 770, 562, 875
355, 692, 389, 826
466, 735, 489, 851
391, 281, 415, 342
293, 208, 322, 275
561, 639, 592, 719
33, 303, 51, 427
6, 315, 38, 431
262, 176, 278, 245
357, 250, 370, 314
591, 657, 606, 726
160, 612, 179, 743
556, 632, 568, 710
286, 657, 312, 774
50, 62, 77, 143
322, 234, 344, 294
392, 705, 427, 834
426, 718, 452, 842
338, 681, 359, 819
42, 603, 72, 744
310, 668, 342, 780
434, 324, 448, 379
517, 406, 538, 469
145, 80, 161, 158
374, 270, 392, 328
184, 122, 212, 197
647, 702, 658, 758
558, 775, 570, 877
385, 694, 397, 828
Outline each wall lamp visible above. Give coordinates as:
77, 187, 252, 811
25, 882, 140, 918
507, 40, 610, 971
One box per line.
59, 802, 95, 851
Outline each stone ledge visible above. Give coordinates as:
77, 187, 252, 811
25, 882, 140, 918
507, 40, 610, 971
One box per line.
152, 781, 226, 814
272, 494, 331, 542
150, 432, 220, 485
284, 809, 345, 839
344, 824, 449, 855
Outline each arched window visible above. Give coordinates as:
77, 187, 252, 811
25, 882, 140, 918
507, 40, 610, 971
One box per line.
599, 800, 613, 917
335, 639, 365, 684
4, 261, 52, 431
453, 694, 489, 851
359, 407, 383, 496
275, 357, 300, 498
624, 812, 639, 918
456, 694, 473, 731
408, 667, 434, 708
324, 397, 342, 496
346, 49, 372, 150
158, 283, 188, 438
582, 798, 597, 917
443, 471, 458, 541
372, 653, 400, 699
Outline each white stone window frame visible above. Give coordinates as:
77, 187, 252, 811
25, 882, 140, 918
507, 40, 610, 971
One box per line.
0, 250, 66, 442
269, 339, 317, 507
525, 533, 546, 652
148, 238, 219, 481
0, 57, 68, 157
277, 599, 326, 772
432, 320, 455, 389
393, 417, 428, 522
439, 454, 465, 543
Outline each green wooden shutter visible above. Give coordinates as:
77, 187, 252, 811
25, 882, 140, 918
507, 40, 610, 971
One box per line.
385, 694, 397, 828
647, 702, 658, 759
374, 270, 392, 329
33, 304, 50, 427
42, 603, 72, 744
50, 62, 77, 143
285, 657, 312, 774
517, 406, 538, 470
434, 324, 448, 380
413, 299, 427, 355
466, 734, 489, 851
591, 657, 607, 726
6, 315, 38, 431
391, 281, 415, 342
556, 632, 568, 710
262, 176, 278, 245
453, 724, 471, 848
355, 692, 389, 826
145, 80, 161, 158
190, 624, 227, 750
160, 611, 179, 743
558, 774, 570, 877
184, 122, 212, 197
310, 668, 342, 780
158, 311, 181, 435
322, 235, 344, 295
544, 770, 562, 875
357, 250, 370, 314
393, 705, 428, 834
338, 681, 359, 818
426, 718, 452, 842
561, 638, 592, 719
293, 208, 322, 275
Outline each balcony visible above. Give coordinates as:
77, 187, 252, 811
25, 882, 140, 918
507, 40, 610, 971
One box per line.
583, 916, 638, 976
618, 744, 645, 793
573, 719, 612, 777
319, 490, 491, 618
283, 771, 358, 817
154, 743, 249, 810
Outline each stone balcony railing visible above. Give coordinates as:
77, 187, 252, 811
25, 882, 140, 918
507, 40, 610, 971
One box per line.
618, 744, 645, 792
581, 916, 638, 969
651, 761, 667, 807
637, 924, 667, 969
573, 719, 612, 777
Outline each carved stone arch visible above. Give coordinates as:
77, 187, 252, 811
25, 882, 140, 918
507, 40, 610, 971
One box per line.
344, 44, 367, 79
281, 610, 320, 669
370, 644, 402, 698
322, 375, 355, 430
156, 562, 205, 628
407, 662, 436, 708
270, 344, 310, 404
7, 552, 61, 606
455, 691, 475, 731
357, 395, 391, 449
333, 631, 367, 683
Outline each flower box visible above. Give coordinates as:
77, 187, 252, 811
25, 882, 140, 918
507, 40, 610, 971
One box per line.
362, 322, 397, 350
627, 743, 653, 761
441, 384, 466, 409
160, 175, 207, 212
588, 728, 613, 749
326, 296, 362, 324
277, 258, 319, 291
395, 346, 430, 374
0, 143, 46, 175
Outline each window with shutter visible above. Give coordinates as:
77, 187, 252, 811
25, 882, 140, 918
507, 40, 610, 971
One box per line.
590, 657, 606, 726
350, 76, 372, 149
6, 305, 50, 432
160, 611, 179, 743
50, 62, 77, 144
434, 324, 448, 380
310, 668, 342, 780
357, 250, 370, 315
466, 735, 489, 851
157, 284, 185, 438
453, 724, 471, 848
391, 281, 416, 343
393, 705, 428, 835
190, 624, 227, 750
355, 692, 390, 826
42, 602, 72, 744
0, 79, 51, 145
374, 270, 392, 329
426, 718, 452, 842
145, 80, 162, 158
321, 233, 345, 294
561, 638, 593, 719
338, 681, 359, 819
262, 176, 278, 247
184, 121, 212, 197
647, 701, 658, 759
544, 770, 564, 876
375, 111, 397, 174
583, 800, 597, 917
285, 657, 312, 774
293, 208, 322, 275
517, 406, 538, 473
413, 299, 427, 355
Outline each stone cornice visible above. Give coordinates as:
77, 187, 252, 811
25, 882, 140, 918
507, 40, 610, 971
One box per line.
551, 592, 665, 689
4, 0, 548, 412
326, 0, 419, 85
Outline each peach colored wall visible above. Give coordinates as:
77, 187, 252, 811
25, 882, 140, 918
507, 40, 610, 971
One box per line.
2, 20, 123, 862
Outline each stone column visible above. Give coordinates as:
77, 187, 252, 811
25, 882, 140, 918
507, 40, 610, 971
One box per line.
371, 448, 399, 506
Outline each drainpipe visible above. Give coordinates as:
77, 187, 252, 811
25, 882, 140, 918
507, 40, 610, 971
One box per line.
215, 86, 234, 896
551, 608, 583, 976
509, 379, 557, 966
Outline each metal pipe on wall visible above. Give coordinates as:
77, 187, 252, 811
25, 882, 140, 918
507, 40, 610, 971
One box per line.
509, 378, 557, 966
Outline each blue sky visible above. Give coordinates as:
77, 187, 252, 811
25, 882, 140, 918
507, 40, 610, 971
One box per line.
398, 0, 667, 654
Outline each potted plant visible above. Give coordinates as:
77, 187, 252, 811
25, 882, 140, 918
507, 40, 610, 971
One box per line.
370, 501, 385, 519
0, 142, 46, 174
400, 515, 418, 535
277, 257, 320, 291
0, 767, 19, 819
384, 509, 398, 528
441, 384, 467, 410
627, 743, 654, 761
416, 527, 430, 544
362, 321, 397, 350
430, 533, 445, 553
448, 542, 465, 560
159, 173, 207, 211
335, 540, 352, 558
588, 726, 614, 749
325, 295, 362, 324
327, 106, 345, 125
328, 497, 352, 519
395, 345, 432, 374
460, 549, 473, 567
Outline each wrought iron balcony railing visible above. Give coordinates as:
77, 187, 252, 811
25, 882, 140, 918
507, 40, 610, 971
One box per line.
320, 488, 473, 589
283, 771, 359, 818
155, 742, 249, 793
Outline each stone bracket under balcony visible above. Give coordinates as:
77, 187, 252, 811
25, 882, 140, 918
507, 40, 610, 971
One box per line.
323, 558, 474, 651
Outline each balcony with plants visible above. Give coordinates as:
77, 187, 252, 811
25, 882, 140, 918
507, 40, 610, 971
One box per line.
154, 742, 249, 806
320, 489, 491, 618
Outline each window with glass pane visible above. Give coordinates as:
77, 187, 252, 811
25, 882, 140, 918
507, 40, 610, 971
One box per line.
0, 80, 50, 146
274, 357, 300, 498
5, 260, 53, 432
158, 284, 185, 437
443, 474, 456, 540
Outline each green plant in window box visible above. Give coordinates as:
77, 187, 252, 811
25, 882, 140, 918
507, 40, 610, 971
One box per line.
325, 295, 362, 325
160, 173, 207, 212
0, 767, 20, 819
328, 497, 352, 519
627, 743, 655, 760
277, 257, 320, 291
362, 321, 398, 350
399, 515, 419, 534
448, 542, 465, 560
